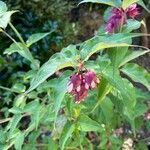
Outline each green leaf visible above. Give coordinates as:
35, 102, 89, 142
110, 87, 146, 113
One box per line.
138, 0, 150, 13
53, 76, 69, 119
6, 114, 22, 136
59, 122, 75, 150
80, 33, 144, 61
119, 49, 149, 67
26, 45, 79, 93
91, 77, 111, 112
77, 114, 100, 131
14, 132, 24, 150
79, 0, 122, 8
134, 103, 148, 118
121, 63, 150, 91
0, 11, 16, 29
11, 83, 26, 93
23, 101, 40, 113
23, 101, 41, 129
102, 67, 136, 108
123, 19, 141, 33
26, 32, 53, 47
100, 97, 114, 126
122, 0, 139, 9
0, 1, 7, 13
4, 42, 34, 62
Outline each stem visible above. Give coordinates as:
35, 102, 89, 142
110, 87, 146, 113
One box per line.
0, 85, 14, 93
0, 113, 29, 124
9, 22, 26, 45
2, 30, 23, 51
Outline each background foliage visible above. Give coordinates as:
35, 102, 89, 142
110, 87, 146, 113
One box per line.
0, 0, 150, 150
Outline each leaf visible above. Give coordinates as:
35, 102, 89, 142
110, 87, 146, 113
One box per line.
119, 49, 149, 67
26, 32, 53, 47
53, 76, 69, 119
79, 0, 122, 8
100, 97, 114, 126
0, 11, 16, 29
138, 0, 150, 13
77, 114, 100, 131
11, 83, 26, 93
134, 103, 148, 118
4, 42, 34, 62
123, 19, 141, 33
6, 114, 22, 136
59, 122, 75, 150
14, 132, 24, 150
121, 63, 150, 91
102, 67, 136, 108
26, 45, 79, 93
122, 0, 139, 9
23, 101, 41, 129
0, 1, 7, 13
80, 33, 144, 61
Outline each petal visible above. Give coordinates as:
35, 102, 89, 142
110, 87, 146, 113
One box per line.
67, 83, 73, 93
91, 81, 96, 89
76, 85, 81, 92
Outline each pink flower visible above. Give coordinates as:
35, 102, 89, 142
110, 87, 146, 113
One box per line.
125, 4, 139, 18
83, 70, 99, 90
106, 4, 139, 33
105, 8, 125, 33
68, 69, 99, 104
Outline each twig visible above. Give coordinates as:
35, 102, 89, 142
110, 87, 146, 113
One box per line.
0, 85, 14, 92
0, 113, 29, 124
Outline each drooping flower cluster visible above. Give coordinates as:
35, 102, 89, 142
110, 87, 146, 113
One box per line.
68, 69, 99, 104
106, 4, 139, 33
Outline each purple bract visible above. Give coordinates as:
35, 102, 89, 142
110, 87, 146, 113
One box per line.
68, 70, 99, 104
106, 3, 139, 33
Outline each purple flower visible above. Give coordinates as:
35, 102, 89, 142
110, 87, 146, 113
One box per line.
106, 4, 139, 33
106, 8, 124, 33
68, 69, 99, 104
83, 70, 99, 90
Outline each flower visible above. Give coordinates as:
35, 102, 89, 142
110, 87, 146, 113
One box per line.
105, 7, 125, 33
68, 69, 99, 104
125, 4, 139, 18
106, 3, 139, 33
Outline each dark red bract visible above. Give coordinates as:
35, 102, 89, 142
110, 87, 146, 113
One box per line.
68, 70, 99, 104
106, 4, 139, 33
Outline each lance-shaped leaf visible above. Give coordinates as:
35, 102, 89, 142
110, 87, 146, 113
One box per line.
138, 0, 150, 13
77, 114, 100, 131
26, 31, 54, 47
102, 67, 136, 108
26, 45, 79, 93
80, 33, 145, 61
121, 63, 150, 91
0, 11, 16, 29
79, 0, 122, 8
119, 49, 149, 67
4, 42, 34, 62
123, 19, 141, 33
59, 122, 75, 150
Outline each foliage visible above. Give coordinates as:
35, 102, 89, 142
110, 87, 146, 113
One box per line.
0, 0, 150, 150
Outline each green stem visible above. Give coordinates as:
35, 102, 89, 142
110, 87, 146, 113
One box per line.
0, 85, 14, 93
90, 78, 111, 113
9, 22, 26, 45
2, 30, 24, 52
